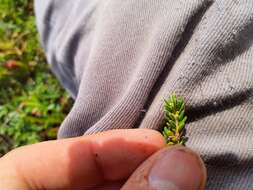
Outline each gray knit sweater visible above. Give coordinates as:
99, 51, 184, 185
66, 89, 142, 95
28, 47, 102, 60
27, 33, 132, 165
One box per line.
35, 0, 253, 189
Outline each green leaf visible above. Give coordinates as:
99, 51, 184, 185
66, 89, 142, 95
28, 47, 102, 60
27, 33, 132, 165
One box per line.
179, 101, 185, 113
182, 116, 187, 123
164, 127, 174, 137
177, 98, 184, 110
171, 95, 177, 109
178, 120, 185, 131
165, 112, 174, 121
167, 119, 176, 129
168, 142, 175, 145
178, 110, 185, 121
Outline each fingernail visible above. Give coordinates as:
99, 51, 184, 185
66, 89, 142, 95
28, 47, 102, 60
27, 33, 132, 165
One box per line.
148, 148, 204, 190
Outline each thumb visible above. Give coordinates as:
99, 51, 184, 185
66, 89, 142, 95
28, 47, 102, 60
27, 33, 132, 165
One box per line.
122, 146, 207, 190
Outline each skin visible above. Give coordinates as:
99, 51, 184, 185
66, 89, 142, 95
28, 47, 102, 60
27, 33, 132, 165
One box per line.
0, 129, 206, 190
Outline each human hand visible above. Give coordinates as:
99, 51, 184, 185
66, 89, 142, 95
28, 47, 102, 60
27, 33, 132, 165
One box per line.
0, 129, 206, 190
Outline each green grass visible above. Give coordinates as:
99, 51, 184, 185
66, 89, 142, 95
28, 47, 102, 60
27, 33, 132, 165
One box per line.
0, 0, 73, 156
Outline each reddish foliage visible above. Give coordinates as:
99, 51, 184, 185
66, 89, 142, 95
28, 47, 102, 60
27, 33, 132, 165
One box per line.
5, 60, 19, 69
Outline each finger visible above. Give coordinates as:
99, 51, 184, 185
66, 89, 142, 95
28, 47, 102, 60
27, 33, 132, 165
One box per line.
0, 129, 165, 190
90, 180, 125, 190
122, 146, 207, 190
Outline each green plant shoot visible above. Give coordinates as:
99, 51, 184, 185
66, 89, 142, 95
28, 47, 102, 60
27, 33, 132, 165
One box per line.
163, 94, 188, 146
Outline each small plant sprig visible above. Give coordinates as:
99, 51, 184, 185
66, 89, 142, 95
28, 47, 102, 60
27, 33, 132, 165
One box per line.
163, 94, 188, 146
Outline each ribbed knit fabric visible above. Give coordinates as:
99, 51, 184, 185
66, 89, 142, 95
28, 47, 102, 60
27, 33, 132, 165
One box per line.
35, 0, 253, 189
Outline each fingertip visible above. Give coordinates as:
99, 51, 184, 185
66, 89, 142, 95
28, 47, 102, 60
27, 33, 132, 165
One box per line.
122, 145, 207, 190
173, 146, 207, 189
149, 146, 207, 190
139, 129, 167, 150
90, 129, 166, 149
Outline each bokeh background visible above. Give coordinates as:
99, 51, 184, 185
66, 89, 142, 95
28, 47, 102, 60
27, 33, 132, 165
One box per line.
0, 0, 73, 156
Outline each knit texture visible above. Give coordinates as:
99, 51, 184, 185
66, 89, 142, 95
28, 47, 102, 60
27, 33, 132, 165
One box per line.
35, 0, 253, 189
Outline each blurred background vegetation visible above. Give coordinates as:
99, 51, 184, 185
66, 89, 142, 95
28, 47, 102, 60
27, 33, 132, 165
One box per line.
0, 0, 73, 156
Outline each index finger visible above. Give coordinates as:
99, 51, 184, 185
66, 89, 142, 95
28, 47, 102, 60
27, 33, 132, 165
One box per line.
0, 129, 165, 190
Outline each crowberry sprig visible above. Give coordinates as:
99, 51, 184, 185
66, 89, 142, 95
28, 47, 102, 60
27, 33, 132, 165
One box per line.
163, 94, 188, 145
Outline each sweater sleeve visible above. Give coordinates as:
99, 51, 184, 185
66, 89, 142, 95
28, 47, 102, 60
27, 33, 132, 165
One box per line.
35, 0, 253, 189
